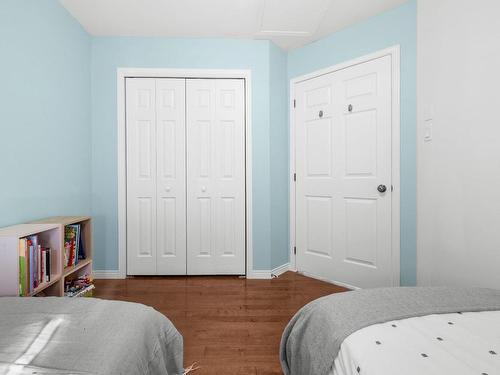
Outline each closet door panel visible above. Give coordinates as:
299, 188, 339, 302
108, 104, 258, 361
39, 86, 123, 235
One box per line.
126, 78, 157, 275
214, 80, 246, 264
156, 79, 187, 275
186, 79, 246, 275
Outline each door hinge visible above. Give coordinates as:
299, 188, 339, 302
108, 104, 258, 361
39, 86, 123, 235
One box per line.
293, 99, 296, 108
293, 173, 296, 182
293, 246, 297, 255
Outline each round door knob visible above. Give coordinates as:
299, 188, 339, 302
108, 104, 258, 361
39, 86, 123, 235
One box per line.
201, 186, 207, 192
165, 186, 171, 192
348, 104, 353, 112
377, 184, 387, 193
319, 110, 324, 118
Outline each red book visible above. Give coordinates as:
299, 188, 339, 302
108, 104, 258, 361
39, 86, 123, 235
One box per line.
69, 239, 75, 267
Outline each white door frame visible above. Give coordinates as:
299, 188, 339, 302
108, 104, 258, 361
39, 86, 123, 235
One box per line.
289, 46, 401, 287
116, 68, 253, 279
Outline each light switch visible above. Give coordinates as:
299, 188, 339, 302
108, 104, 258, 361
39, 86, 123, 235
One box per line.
424, 104, 434, 121
424, 121, 433, 142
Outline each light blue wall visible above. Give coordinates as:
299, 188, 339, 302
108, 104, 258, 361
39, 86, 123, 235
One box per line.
288, 0, 417, 285
91, 37, 278, 271
269, 44, 290, 269
0, 0, 91, 227
0, 1, 416, 280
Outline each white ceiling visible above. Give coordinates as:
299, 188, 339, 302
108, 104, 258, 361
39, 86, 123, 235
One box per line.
59, 0, 407, 50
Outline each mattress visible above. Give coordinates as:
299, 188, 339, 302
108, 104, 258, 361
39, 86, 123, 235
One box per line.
280, 287, 500, 375
331, 311, 500, 375
0, 297, 183, 375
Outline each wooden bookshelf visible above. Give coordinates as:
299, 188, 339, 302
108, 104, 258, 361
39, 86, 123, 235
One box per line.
0, 223, 63, 296
30, 216, 93, 296
0, 216, 93, 297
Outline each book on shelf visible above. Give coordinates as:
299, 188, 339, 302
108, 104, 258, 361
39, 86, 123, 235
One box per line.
18, 235, 51, 296
64, 224, 86, 268
64, 274, 94, 297
18, 238, 27, 296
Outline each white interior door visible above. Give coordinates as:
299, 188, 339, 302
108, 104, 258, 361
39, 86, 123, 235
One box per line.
295, 55, 393, 288
126, 78, 186, 275
186, 79, 246, 275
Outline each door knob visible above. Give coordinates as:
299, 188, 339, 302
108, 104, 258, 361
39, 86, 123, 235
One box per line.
348, 104, 353, 112
319, 110, 324, 118
165, 186, 171, 192
201, 186, 207, 192
377, 184, 387, 193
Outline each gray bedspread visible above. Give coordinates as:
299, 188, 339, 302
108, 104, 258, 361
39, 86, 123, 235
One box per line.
0, 297, 183, 375
280, 287, 500, 375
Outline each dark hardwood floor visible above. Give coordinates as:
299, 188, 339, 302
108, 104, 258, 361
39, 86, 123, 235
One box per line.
94, 271, 348, 375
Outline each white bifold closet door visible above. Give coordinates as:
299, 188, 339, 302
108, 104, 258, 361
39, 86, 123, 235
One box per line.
126, 78, 187, 275
126, 77, 245, 275
186, 79, 246, 275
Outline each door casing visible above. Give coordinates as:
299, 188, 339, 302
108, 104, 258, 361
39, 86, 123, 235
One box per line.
116, 69, 253, 279
289, 46, 401, 289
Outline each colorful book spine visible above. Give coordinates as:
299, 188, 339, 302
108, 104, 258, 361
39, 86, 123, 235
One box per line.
64, 224, 82, 267
78, 227, 86, 259
19, 236, 54, 293
64, 242, 69, 267
69, 240, 74, 267
28, 244, 34, 293
45, 248, 51, 282
37, 244, 42, 285
74, 225, 80, 265
41, 248, 46, 284
18, 239, 27, 296
33, 245, 37, 289
31, 236, 38, 287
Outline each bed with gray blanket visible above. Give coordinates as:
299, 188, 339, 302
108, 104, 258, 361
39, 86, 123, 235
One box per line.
280, 287, 500, 375
0, 297, 183, 375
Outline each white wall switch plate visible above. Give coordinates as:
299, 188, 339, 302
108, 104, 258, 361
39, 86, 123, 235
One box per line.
424, 120, 433, 142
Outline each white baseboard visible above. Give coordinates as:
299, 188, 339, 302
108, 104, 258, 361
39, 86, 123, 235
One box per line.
247, 263, 291, 280
93, 270, 125, 279
246, 270, 272, 279
94, 264, 291, 280
298, 270, 359, 290
271, 262, 290, 277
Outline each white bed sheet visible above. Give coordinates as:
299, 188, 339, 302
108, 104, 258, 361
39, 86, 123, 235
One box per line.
331, 311, 500, 375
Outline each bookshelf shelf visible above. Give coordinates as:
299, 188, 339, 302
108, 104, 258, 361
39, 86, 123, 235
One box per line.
28, 277, 61, 297
64, 258, 92, 277
0, 216, 93, 297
